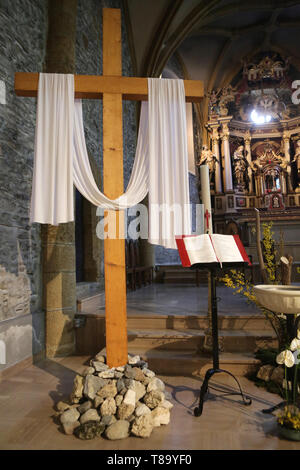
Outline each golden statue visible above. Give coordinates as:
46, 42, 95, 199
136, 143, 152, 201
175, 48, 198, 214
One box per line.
197, 145, 217, 181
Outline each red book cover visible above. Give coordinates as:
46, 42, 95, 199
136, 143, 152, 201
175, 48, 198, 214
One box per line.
175, 234, 251, 267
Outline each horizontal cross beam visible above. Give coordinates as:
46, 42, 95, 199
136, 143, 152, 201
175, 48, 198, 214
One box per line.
15, 72, 204, 102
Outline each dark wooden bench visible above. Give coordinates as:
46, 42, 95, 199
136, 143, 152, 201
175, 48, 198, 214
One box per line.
126, 239, 153, 290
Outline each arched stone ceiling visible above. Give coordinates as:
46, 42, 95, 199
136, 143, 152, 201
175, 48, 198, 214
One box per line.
125, 0, 300, 90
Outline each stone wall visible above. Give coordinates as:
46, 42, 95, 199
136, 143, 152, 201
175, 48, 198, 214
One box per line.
0, 0, 47, 370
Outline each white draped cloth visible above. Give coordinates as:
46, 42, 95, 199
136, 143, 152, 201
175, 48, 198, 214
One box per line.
30, 73, 191, 249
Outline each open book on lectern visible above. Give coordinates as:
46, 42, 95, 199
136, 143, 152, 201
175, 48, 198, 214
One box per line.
175, 234, 251, 268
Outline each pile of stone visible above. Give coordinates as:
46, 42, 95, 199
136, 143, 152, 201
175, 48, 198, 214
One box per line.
55, 353, 173, 440
256, 364, 284, 385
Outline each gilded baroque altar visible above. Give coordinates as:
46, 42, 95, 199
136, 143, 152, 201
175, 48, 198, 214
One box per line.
198, 53, 300, 276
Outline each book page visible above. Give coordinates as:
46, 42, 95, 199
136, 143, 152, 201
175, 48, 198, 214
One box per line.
210, 234, 244, 263
184, 234, 217, 265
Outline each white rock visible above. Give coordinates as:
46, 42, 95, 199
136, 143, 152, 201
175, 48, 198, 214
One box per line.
114, 371, 124, 379
96, 382, 117, 399
142, 368, 155, 378
128, 354, 140, 365
123, 389, 136, 407
94, 396, 104, 408
98, 369, 115, 379
83, 375, 106, 399
143, 377, 151, 386
80, 409, 100, 425
101, 415, 117, 426
143, 390, 165, 409
128, 380, 146, 402
151, 406, 170, 427
116, 366, 125, 372
135, 403, 151, 417
161, 400, 173, 410
77, 400, 92, 414
105, 420, 130, 440
147, 377, 165, 393
256, 364, 274, 382
115, 395, 123, 407
117, 402, 135, 420
56, 401, 70, 413
60, 408, 80, 424
100, 397, 117, 416
270, 366, 284, 385
70, 374, 84, 402
82, 367, 95, 376
63, 420, 80, 435
94, 353, 106, 363
131, 414, 154, 438
92, 361, 109, 372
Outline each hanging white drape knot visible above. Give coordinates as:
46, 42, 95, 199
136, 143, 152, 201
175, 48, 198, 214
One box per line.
30, 73, 191, 249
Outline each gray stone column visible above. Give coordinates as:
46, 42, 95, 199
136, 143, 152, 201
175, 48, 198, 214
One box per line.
43, 0, 77, 357
220, 119, 233, 192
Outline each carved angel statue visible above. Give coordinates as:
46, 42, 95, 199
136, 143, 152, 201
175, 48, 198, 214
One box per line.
218, 85, 236, 116
291, 139, 300, 173
196, 145, 217, 181
233, 145, 248, 187
207, 89, 220, 115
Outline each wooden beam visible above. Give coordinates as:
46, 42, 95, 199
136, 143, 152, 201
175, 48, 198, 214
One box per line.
14, 72, 204, 102
102, 8, 128, 368
14, 6, 204, 369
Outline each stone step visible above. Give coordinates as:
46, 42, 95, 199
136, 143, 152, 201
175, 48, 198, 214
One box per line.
163, 270, 196, 276
81, 312, 273, 332
163, 271, 207, 284
128, 328, 202, 351
163, 278, 200, 284
77, 293, 105, 313
133, 349, 261, 377
127, 328, 277, 353
126, 314, 272, 331
156, 265, 191, 271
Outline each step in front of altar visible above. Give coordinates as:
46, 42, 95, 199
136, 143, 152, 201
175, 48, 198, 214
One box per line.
125, 313, 272, 331
132, 350, 262, 378
75, 311, 275, 376
126, 328, 277, 353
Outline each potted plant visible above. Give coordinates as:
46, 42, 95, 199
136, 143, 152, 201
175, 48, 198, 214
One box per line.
276, 332, 300, 441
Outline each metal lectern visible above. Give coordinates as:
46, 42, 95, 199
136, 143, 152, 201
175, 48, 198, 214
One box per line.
192, 263, 252, 417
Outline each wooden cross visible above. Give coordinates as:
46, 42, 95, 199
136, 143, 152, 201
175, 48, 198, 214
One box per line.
15, 8, 204, 368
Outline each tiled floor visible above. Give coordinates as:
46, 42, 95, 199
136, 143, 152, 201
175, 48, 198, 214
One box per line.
98, 284, 262, 317
0, 355, 299, 450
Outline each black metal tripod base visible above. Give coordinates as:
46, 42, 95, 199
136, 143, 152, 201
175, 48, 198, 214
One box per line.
262, 401, 286, 414
194, 367, 252, 417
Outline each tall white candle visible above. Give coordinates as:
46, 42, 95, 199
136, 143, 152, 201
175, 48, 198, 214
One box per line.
200, 164, 213, 234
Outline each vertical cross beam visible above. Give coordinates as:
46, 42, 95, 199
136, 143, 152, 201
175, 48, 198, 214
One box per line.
102, 9, 127, 367
14, 7, 204, 368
